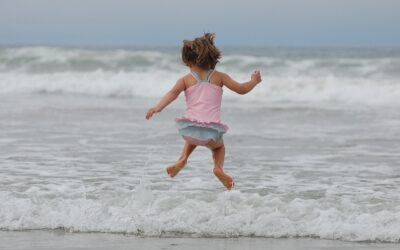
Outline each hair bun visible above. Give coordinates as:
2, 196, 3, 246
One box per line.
204, 33, 215, 44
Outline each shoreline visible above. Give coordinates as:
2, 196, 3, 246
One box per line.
0, 230, 399, 250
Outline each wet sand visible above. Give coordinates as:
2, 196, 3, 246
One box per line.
0, 230, 398, 250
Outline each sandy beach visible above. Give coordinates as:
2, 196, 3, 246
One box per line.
1, 230, 399, 250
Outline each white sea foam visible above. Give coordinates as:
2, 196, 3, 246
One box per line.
1, 185, 399, 242
1, 71, 400, 107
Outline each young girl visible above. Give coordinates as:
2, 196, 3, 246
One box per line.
145, 33, 262, 190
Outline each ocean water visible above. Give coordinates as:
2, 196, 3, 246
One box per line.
0, 46, 400, 243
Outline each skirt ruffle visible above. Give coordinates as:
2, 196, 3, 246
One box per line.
175, 117, 228, 146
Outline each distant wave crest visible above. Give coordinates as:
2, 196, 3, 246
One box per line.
1, 46, 400, 106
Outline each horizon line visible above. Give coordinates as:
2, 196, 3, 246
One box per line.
1, 43, 400, 50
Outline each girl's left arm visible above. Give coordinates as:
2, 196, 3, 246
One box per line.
146, 77, 185, 120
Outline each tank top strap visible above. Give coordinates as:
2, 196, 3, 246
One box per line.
190, 70, 201, 82
206, 69, 214, 82
190, 69, 214, 83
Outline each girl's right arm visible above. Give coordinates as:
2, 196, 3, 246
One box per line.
145, 77, 186, 120
222, 70, 262, 95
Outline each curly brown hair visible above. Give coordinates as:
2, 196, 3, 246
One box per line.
181, 33, 221, 70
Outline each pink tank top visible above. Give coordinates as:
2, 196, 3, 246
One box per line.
175, 69, 228, 130
185, 70, 223, 120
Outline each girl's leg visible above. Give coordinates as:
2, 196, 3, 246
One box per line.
166, 142, 197, 177
206, 139, 234, 190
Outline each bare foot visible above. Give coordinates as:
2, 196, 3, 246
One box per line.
166, 159, 186, 178
213, 167, 234, 190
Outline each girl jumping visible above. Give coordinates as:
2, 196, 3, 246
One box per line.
146, 33, 262, 190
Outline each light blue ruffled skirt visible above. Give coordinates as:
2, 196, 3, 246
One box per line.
176, 119, 227, 146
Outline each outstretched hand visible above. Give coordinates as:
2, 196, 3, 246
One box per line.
145, 107, 160, 120
251, 70, 262, 84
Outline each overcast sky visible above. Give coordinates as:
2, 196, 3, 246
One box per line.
1, 0, 400, 47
